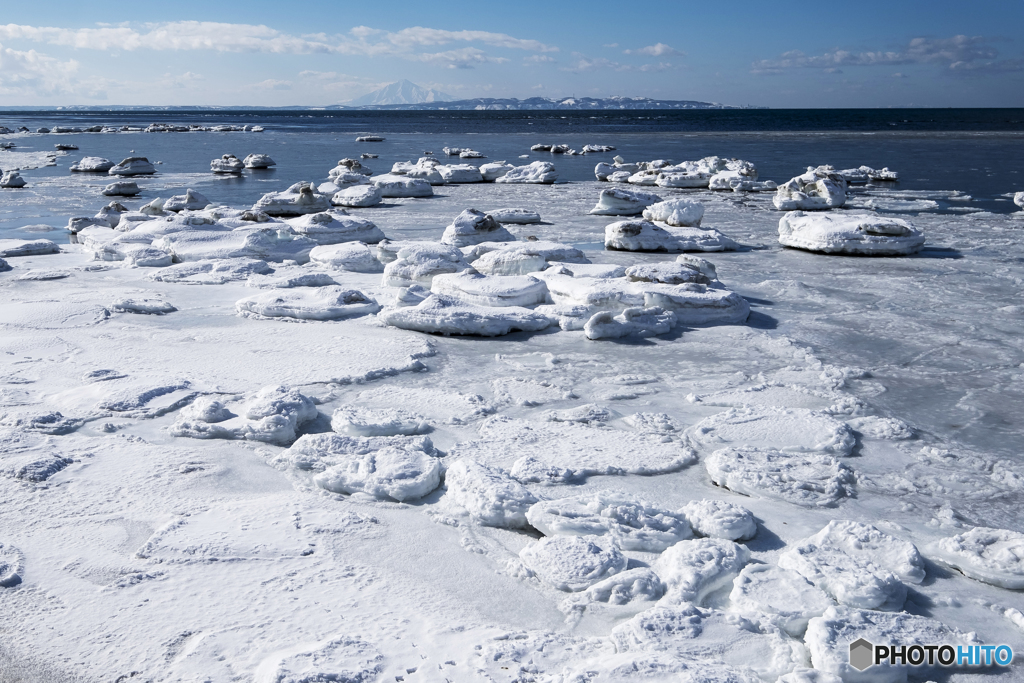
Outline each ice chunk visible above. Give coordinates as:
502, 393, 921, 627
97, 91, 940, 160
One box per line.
370, 173, 433, 198
440, 208, 515, 247
1015, 191, 1024, 209
584, 306, 677, 340
236, 286, 379, 321
932, 526, 1024, 589
495, 161, 558, 184
110, 298, 177, 315
308, 243, 383, 273
282, 433, 434, 471
590, 187, 663, 216
405, 165, 444, 185
381, 243, 471, 287
108, 156, 156, 176
327, 170, 371, 189
680, 499, 756, 542
805, 606, 967, 683
657, 171, 712, 188
330, 184, 382, 208
288, 211, 384, 245
242, 153, 275, 169
69, 156, 114, 172
565, 567, 665, 609
431, 271, 548, 307
778, 211, 925, 256
611, 605, 809, 682
0, 542, 25, 588
808, 521, 925, 584
246, 271, 336, 289
625, 262, 710, 285
655, 538, 751, 605
174, 386, 318, 445
444, 458, 538, 528
210, 154, 244, 174
487, 207, 542, 224
0, 411, 83, 435
0, 239, 60, 258
519, 536, 628, 591
642, 198, 705, 227
331, 405, 430, 437
313, 445, 440, 501
706, 447, 855, 508
479, 162, 513, 181
778, 539, 906, 611
379, 293, 551, 337
688, 406, 856, 456
543, 403, 613, 424
605, 220, 738, 252
729, 564, 833, 637
102, 181, 140, 196
526, 490, 691, 552
437, 164, 483, 184
163, 189, 211, 212
773, 165, 847, 211
467, 241, 588, 276
254, 181, 331, 216
154, 227, 317, 263
328, 158, 372, 177
147, 258, 273, 285
180, 396, 233, 423
0, 257, 9, 272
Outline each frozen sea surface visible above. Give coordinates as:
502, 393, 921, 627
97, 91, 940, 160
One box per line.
0, 113, 1023, 682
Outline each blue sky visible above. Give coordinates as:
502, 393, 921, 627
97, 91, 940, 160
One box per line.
1, 0, 1022, 107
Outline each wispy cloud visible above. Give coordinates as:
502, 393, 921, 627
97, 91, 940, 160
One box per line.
253, 79, 292, 90
624, 43, 684, 57
562, 54, 675, 73
0, 42, 89, 97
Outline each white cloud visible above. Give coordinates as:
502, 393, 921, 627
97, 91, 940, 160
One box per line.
625, 43, 684, 57
253, 79, 293, 90
0, 42, 92, 97
562, 54, 675, 73
414, 47, 508, 69
524, 54, 555, 64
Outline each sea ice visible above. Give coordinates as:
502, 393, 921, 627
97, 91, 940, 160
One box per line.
154, 227, 317, 263
147, 258, 274, 285
705, 447, 856, 508
308, 243, 383, 273
370, 174, 434, 198
519, 536, 628, 591
0, 542, 24, 588
642, 198, 705, 227
287, 211, 385, 245
246, 271, 337, 289
313, 445, 441, 501
330, 184, 383, 208
605, 220, 738, 252
443, 458, 538, 528
0, 238, 60, 257
107, 157, 156, 176
563, 567, 665, 612
479, 162, 513, 181
431, 271, 549, 307
807, 520, 925, 584
655, 538, 751, 605
728, 564, 833, 636
525, 490, 692, 551
379, 292, 552, 336
0, 171, 26, 188
496, 161, 558, 184
778, 539, 907, 611
110, 298, 177, 315
931, 526, 1024, 589
773, 166, 847, 211
440, 209, 515, 247
331, 405, 429, 438
437, 164, 484, 184
688, 406, 856, 456
329, 158, 372, 177
625, 262, 710, 285
163, 189, 211, 212
1015, 191, 1024, 209
69, 156, 114, 172
680, 499, 757, 541
327, 170, 371, 189
210, 154, 244, 174
467, 241, 588, 275
590, 187, 663, 216
252, 636, 382, 683
243, 153, 276, 169
487, 208, 541, 224
102, 181, 140, 196
777, 211, 926, 256
254, 181, 331, 216
239, 385, 318, 445
236, 286, 380, 321
0, 257, 9, 272
381, 243, 471, 287
584, 306, 677, 340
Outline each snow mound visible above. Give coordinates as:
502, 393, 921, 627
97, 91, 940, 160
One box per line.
147, 258, 273, 285
243, 153, 275, 169
108, 157, 156, 176
526, 490, 692, 551
371, 173, 433, 198
655, 538, 751, 605
487, 208, 541, 224
381, 243, 471, 287
253, 635, 382, 683
468, 241, 588, 276
236, 286, 380, 321
444, 458, 538, 528
437, 164, 483, 184
519, 536, 628, 591
70, 156, 114, 172
773, 165, 847, 211
496, 161, 558, 184
680, 499, 756, 541
778, 538, 907, 611
584, 306, 677, 340
642, 198, 705, 227
314, 445, 441, 502
287, 211, 384, 245
0, 542, 25, 588
590, 187, 663, 216
440, 209, 515, 247
932, 526, 1024, 589
605, 220, 738, 252
778, 211, 925, 256
330, 405, 430, 437
308, 243, 383, 273
254, 182, 331, 216
706, 447, 855, 508
110, 298, 177, 315
379, 293, 551, 337
688, 406, 856, 456
164, 189, 211, 212
431, 271, 548, 308
807, 520, 925, 584
0, 239, 60, 258
330, 185, 382, 208
728, 564, 833, 636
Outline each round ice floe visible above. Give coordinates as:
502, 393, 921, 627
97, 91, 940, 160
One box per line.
0, 542, 25, 588
431, 271, 548, 308
441, 209, 515, 248
314, 445, 441, 502
381, 243, 471, 287
331, 405, 430, 437
778, 539, 906, 611
654, 538, 751, 605
110, 298, 176, 315
932, 526, 1024, 589
0, 239, 60, 258
479, 162, 513, 181
283, 433, 434, 471
154, 228, 317, 264
808, 520, 925, 584
287, 211, 384, 245
729, 564, 833, 636
688, 406, 856, 456
705, 447, 855, 508
656, 171, 712, 188
211, 154, 244, 174
625, 262, 709, 285
773, 165, 847, 211
805, 607, 967, 683
148, 258, 273, 285
642, 198, 704, 227
526, 490, 691, 552
487, 208, 541, 224
254, 182, 331, 216
308, 243, 383, 273
247, 271, 338, 289
590, 187, 663, 216
680, 499, 756, 542
330, 184, 382, 208
108, 157, 156, 176
437, 164, 483, 184
379, 293, 551, 337
495, 161, 557, 184
163, 189, 211, 212
778, 211, 925, 256
243, 153, 275, 169
611, 604, 809, 682
444, 458, 538, 528
605, 220, 738, 253
519, 536, 628, 592
236, 286, 380, 321
584, 306, 677, 340
371, 174, 433, 198
102, 181, 140, 196
70, 156, 114, 172
468, 241, 588, 276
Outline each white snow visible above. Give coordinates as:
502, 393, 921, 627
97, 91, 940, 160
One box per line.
495, 161, 558, 184
437, 164, 483, 184
287, 211, 385, 245
440, 209, 515, 247
655, 538, 751, 605
778, 211, 926, 256
69, 156, 114, 172
807, 520, 925, 584
254, 182, 331, 216
379, 292, 551, 336
519, 536, 628, 591
728, 564, 833, 636
932, 526, 1024, 589
680, 499, 757, 541
308, 242, 383, 273
688, 406, 857, 456
443, 458, 538, 528
110, 298, 177, 315
605, 219, 738, 253
236, 286, 380, 321
778, 538, 907, 611
381, 243, 471, 287
431, 271, 549, 307
705, 447, 856, 508
0, 239, 60, 258
243, 153, 276, 169
163, 189, 211, 212
211, 154, 244, 174
487, 207, 542, 224
371, 174, 434, 198
584, 306, 677, 340
102, 181, 140, 196
467, 241, 588, 276
107, 157, 156, 176
314, 445, 441, 502
773, 166, 847, 211
330, 405, 430, 437
642, 198, 705, 227
479, 162, 513, 182
590, 187, 663, 216
330, 184, 382, 208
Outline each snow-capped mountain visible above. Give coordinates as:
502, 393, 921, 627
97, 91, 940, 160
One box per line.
347, 80, 453, 106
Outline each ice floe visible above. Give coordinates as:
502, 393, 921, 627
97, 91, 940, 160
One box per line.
254, 181, 331, 216
584, 306, 677, 340
680, 499, 756, 541
163, 189, 211, 212
287, 211, 384, 245
778, 537, 907, 611
101, 181, 140, 196
728, 564, 833, 637
931, 526, 1024, 589
688, 406, 856, 456
108, 157, 156, 176
495, 161, 558, 184
155, 227, 317, 263
381, 243, 471, 287
210, 154, 244, 174
380, 292, 551, 336
479, 162, 513, 182
314, 445, 441, 501
148, 258, 274, 284
519, 536, 628, 591
236, 286, 379, 321
467, 241, 588, 275
110, 298, 177, 315
655, 538, 751, 605
330, 184, 382, 208
604, 219, 738, 252
243, 153, 276, 169
642, 198, 705, 227
590, 187, 663, 216
370, 174, 434, 198
773, 166, 847, 211
309, 243, 383, 273
807, 520, 925, 584
0, 542, 24, 587
0, 238, 60, 257
706, 447, 856, 508
431, 271, 548, 307
443, 458, 538, 528
437, 164, 483, 184
0, 171, 26, 188
778, 211, 926, 256
487, 207, 541, 224
70, 156, 114, 172
331, 405, 429, 438
441, 209, 515, 247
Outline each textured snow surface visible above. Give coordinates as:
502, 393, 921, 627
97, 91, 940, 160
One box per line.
932, 526, 1024, 589
443, 458, 538, 528
728, 564, 833, 636
519, 535, 628, 591
680, 499, 757, 541
655, 538, 751, 605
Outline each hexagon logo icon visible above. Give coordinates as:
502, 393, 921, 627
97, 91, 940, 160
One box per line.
849, 638, 874, 671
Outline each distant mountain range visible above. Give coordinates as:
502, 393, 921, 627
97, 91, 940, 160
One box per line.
347, 80, 453, 106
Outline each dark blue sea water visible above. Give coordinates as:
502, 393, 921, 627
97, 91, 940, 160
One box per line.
2, 109, 1023, 226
